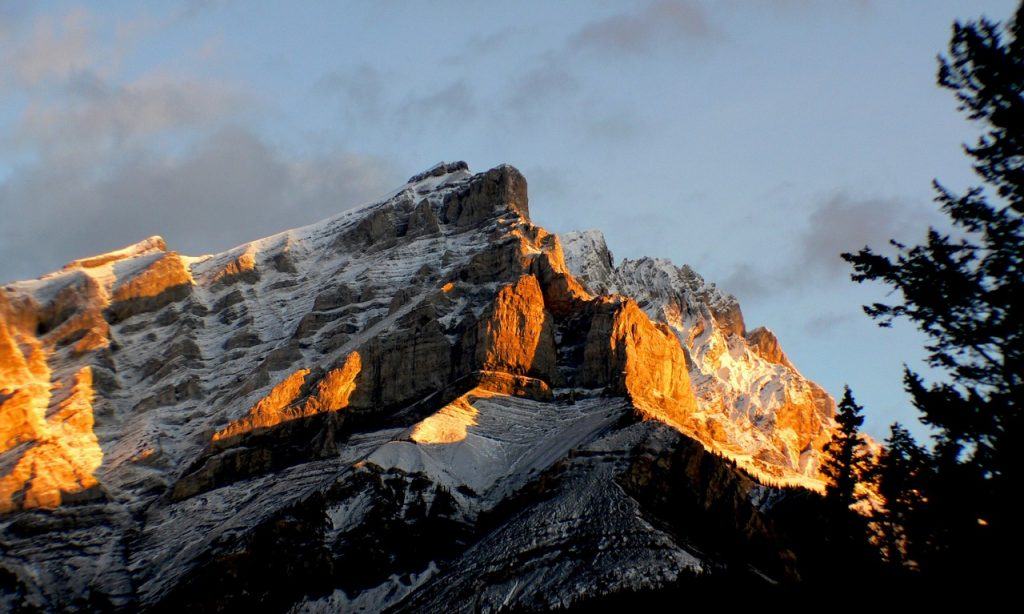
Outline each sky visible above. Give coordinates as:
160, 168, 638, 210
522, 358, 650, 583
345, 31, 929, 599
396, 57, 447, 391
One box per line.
0, 0, 1017, 440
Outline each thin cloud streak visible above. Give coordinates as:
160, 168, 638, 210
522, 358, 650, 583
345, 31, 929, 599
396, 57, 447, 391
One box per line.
568, 0, 716, 55
722, 193, 942, 300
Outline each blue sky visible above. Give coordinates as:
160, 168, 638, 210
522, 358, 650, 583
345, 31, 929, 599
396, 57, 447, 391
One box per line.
1, 0, 1016, 439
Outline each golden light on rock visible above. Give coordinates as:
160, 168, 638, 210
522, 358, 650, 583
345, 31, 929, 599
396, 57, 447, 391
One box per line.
0, 161, 841, 525
211, 250, 259, 286
111, 252, 193, 303
1, 323, 49, 453
583, 297, 698, 426
213, 351, 361, 442
476, 275, 556, 379
615, 301, 698, 423
0, 367, 103, 512
306, 352, 362, 412
63, 235, 167, 270
410, 395, 481, 444
1, 284, 108, 512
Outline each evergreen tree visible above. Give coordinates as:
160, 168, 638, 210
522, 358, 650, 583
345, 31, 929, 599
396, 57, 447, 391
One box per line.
876, 423, 930, 571
821, 386, 872, 513
815, 386, 879, 582
842, 2, 1024, 581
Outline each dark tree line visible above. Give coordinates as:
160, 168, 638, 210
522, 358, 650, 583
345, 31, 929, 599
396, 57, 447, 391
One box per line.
818, 0, 1022, 589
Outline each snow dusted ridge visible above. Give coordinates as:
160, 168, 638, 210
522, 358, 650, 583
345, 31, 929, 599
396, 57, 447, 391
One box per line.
3, 162, 835, 610
562, 230, 835, 487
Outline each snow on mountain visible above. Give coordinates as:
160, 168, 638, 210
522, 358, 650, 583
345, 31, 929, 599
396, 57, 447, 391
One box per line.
562, 229, 834, 487
2, 162, 838, 610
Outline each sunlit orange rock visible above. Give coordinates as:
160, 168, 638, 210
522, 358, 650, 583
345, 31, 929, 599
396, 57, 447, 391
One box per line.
111, 252, 193, 304
212, 251, 259, 286
476, 275, 557, 382
0, 367, 102, 512
475, 370, 552, 401
584, 297, 698, 425
745, 326, 796, 371
213, 352, 361, 442
36, 274, 111, 354
774, 382, 834, 458
213, 369, 309, 441
0, 389, 46, 453
63, 235, 167, 270
105, 251, 193, 323
528, 231, 591, 316
303, 352, 362, 413
1, 296, 51, 455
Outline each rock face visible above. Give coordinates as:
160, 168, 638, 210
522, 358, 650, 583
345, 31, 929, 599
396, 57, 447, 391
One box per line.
0, 367, 101, 513
474, 275, 557, 383
211, 350, 361, 444
563, 230, 835, 485
1, 162, 836, 611
581, 297, 697, 424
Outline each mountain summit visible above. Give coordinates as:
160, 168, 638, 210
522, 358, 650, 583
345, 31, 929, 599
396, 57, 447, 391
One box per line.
1, 163, 836, 610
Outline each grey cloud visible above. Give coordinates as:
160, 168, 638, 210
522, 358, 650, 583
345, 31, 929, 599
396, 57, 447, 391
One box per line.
719, 263, 775, 300
0, 6, 403, 284
315, 65, 475, 134
16, 71, 246, 154
721, 193, 941, 300
396, 80, 477, 127
797, 193, 938, 274
505, 61, 581, 117
314, 63, 387, 122
310, 2, 704, 138
0, 127, 400, 283
2, 6, 246, 162
491, 1, 694, 140
1, 8, 97, 86
569, 0, 715, 55
582, 111, 643, 143
804, 311, 859, 334
442, 27, 517, 64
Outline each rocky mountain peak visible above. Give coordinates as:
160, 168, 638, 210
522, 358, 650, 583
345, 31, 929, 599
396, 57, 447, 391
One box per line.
1, 162, 838, 610
61, 235, 168, 272
562, 229, 832, 483
406, 160, 470, 184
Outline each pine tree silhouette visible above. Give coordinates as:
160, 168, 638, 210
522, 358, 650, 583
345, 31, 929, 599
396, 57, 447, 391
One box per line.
818, 386, 877, 579
843, 1, 1024, 584
876, 423, 930, 572
821, 386, 871, 512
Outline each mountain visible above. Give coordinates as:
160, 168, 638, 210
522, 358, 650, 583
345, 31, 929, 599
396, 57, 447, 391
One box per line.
562, 230, 834, 488
1, 162, 836, 611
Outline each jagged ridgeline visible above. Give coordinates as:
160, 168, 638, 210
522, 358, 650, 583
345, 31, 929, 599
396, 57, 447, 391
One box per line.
1, 162, 835, 610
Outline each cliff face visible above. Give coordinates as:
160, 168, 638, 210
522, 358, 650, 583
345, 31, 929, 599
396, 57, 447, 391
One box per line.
1, 162, 834, 610
563, 230, 835, 485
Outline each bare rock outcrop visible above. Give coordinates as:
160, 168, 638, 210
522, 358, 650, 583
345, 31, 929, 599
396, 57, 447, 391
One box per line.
746, 326, 796, 370
0, 367, 102, 512
213, 351, 361, 444
211, 251, 260, 286
442, 164, 529, 225
474, 275, 557, 383
107, 252, 193, 322
563, 229, 835, 487
582, 297, 698, 424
